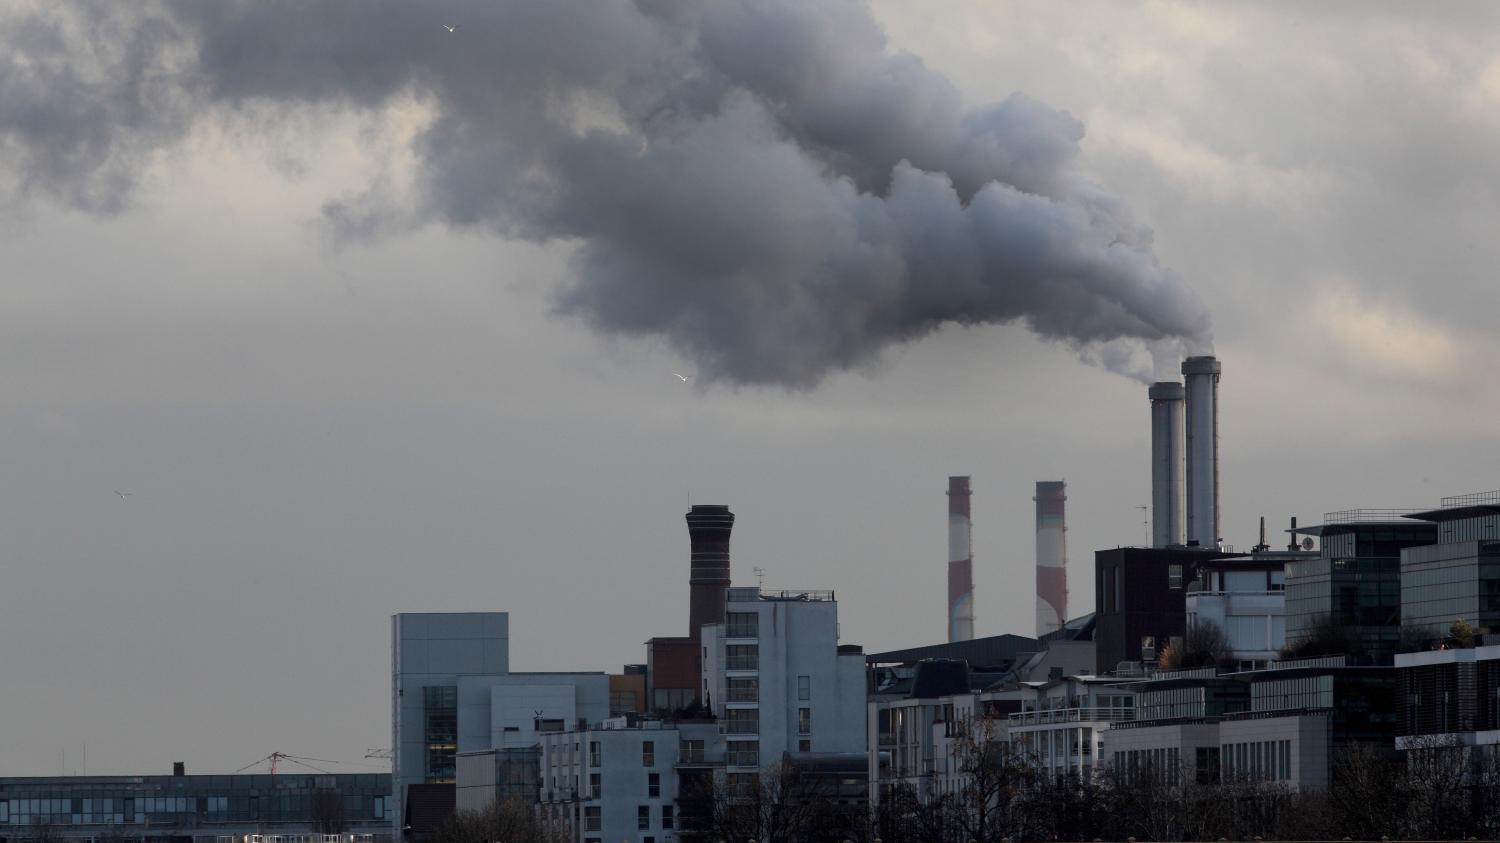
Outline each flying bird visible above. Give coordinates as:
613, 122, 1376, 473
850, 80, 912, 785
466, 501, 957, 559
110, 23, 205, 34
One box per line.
442, 24, 456, 33
114, 490, 132, 499
673, 373, 690, 382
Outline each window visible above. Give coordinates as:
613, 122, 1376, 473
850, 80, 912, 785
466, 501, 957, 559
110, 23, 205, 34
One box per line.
638, 805, 650, 830
1168, 564, 1184, 589
727, 676, 759, 702
662, 805, 674, 829
680, 739, 704, 763
589, 741, 601, 767
584, 806, 601, 832
372, 796, 387, 820
726, 644, 758, 670
726, 611, 759, 638
648, 772, 660, 797
797, 675, 810, 701
642, 740, 655, 766
798, 707, 811, 735
799, 739, 811, 752
726, 708, 759, 734
590, 772, 601, 799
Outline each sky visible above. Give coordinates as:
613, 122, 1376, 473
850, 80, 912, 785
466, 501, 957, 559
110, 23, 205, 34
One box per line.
2, 0, 1499, 776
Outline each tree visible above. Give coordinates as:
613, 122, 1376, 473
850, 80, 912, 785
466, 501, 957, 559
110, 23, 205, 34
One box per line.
1282, 613, 1362, 661
1450, 616, 1478, 648
680, 761, 847, 843
426, 797, 566, 843
1160, 618, 1229, 671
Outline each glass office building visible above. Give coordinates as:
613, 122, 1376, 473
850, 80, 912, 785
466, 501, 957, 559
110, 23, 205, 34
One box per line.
0, 773, 390, 843
1401, 494, 1500, 639
1286, 515, 1437, 664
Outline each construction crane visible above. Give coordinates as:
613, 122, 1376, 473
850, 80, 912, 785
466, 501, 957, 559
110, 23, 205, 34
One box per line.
235, 752, 341, 775
364, 748, 393, 760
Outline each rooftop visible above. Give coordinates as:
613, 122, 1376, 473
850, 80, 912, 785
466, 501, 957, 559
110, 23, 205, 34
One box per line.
727, 587, 835, 602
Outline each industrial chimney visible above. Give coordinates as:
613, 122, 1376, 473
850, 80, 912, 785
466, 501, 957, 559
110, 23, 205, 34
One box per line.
1182, 356, 1222, 547
1034, 481, 1068, 637
687, 505, 734, 645
1148, 381, 1186, 547
947, 476, 974, 642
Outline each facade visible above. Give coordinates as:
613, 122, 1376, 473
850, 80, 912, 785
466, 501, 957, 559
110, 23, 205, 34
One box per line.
1186, 551, 1309, 670
1402, 492, 1500, 640
1395, 644, 1500, 751
391, 613, 509, 838
1007, 676, 1137, 780
701, 588, 867, 773
1094, 546, 1234, 675
0, 772, 391, 843
456, 673, 610, 754
1101, 659, 1397, 790
535, 719, 718, 843
1287, 515, 1437, 663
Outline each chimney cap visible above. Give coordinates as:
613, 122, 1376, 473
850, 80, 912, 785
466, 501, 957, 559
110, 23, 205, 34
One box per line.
1181, 355, 1221, 375
1148, 381, 1184, 400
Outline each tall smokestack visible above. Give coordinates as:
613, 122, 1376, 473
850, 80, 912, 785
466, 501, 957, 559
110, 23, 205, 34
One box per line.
687, 505, 734, 645
1182, 356, 1222, 547
1034, 481, 1068, 638
947, 477, 974, 642
1148, 382, 1186, 547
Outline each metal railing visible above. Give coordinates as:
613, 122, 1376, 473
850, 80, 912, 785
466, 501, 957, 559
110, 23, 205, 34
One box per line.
1008, 706, 1135, 726
1443, 490, 1500, 508
728, 589, 835, 602
725, 750, 760, 767
724, 720, 759, 734
1323, 508, 1427, 524
725, 687, 759, 702
724, 658, 759, 671
724, 624, 759, 638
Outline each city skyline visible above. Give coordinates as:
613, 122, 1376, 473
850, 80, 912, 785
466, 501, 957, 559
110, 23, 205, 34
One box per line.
2, 1, 1499, 779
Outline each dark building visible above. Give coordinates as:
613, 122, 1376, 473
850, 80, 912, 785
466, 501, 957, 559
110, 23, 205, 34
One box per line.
1396, 644, 1500, 741
1288, 514, 1438, 664
1094, 546, 1235, 675
1402, 492, 1500, 640
0, 772, 390, 843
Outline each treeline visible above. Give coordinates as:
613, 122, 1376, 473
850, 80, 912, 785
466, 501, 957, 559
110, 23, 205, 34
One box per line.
875, 742, 1500, 843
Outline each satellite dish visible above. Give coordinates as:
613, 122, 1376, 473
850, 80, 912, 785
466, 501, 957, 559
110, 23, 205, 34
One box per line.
1301, 537, 1315, 551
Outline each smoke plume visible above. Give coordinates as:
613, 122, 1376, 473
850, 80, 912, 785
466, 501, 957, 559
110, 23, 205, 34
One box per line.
0, 0, 1211, 387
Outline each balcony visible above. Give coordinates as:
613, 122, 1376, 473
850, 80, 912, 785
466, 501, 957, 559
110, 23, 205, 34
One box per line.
1008, 706, 1135, 727
725, 750, 760, 767
724, 720, 760, 735
724, 659, 759, 671
725, 687, 759, 703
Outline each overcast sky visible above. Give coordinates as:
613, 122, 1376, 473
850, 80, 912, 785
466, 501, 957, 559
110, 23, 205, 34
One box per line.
2, 1, 1498, 776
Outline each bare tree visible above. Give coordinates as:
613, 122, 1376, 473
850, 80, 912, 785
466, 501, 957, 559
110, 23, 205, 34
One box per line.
1161, 618, 1229, 671
1282, 612, 1363, 661
681, 761, 845, 843
427, 797, 567, 843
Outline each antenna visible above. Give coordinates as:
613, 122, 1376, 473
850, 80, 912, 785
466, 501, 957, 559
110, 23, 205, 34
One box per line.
1136, 505, 1149, 546
752, 567, 766, 589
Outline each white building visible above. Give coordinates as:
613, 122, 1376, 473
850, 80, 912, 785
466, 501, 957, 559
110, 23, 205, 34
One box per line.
391, 612, 510, 838
700, 587, 868, 778
1007, 676, 1138, 780
536, 718, 721, 843
1185, 552, 1305, 670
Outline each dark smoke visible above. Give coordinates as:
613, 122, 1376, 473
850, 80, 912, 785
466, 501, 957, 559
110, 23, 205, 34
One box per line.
0, 0, 1211, 387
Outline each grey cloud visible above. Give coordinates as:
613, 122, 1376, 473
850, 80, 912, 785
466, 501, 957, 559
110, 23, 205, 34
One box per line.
0, 0, 1210, 386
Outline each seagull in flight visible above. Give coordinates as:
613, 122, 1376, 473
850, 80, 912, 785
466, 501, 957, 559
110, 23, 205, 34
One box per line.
443, 24, 457, 33
673, 373, 690, 382
114, 490, 132, 499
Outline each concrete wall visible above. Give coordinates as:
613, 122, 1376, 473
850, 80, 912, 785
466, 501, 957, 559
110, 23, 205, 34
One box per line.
1220, 713, 1331, 789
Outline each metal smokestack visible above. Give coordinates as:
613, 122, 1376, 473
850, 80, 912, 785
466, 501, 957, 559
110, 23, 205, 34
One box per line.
1182, 356, 1222, 547
687, 505, 734, 645
1034, 481, 1068, 638
947, 477, 974, 642
1148, 381, 1186, 547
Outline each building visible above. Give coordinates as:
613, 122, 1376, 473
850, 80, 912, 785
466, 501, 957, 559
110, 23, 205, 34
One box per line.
948, 476, 975, 643
1186, 549, 1312, 670
535, 718, 719, 843
1287, 513, 1437, 663
1094, 546, 1234, 675
1101, 658, 1397, 789
1007, 675, 1138, 780
1401, 491, 1500, 641
646, 505, 739, 713
1395, 643, 1500, 751
700, 588, 867, 774
867, 660, 999, 806
0, 771, 391, 843
391, 612, 509, 838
